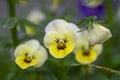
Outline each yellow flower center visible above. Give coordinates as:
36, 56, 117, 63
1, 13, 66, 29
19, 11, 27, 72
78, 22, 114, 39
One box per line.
56, 38, 68, 50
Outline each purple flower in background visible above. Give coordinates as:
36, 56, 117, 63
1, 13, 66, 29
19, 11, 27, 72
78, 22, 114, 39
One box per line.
77, 0, 105, 20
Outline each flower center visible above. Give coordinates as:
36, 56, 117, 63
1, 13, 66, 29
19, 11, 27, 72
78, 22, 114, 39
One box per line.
24, 57, 32, 63
83, 50, 90, 56
24, 53, 34, 63
56, 38, 68, 50
57, 43, 66, 50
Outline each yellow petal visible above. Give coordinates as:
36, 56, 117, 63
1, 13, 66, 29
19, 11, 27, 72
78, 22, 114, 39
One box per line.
75, 49, 97, 64
49, 41, 74, 58
25, 26, 36, 36
15, 55, 37, 69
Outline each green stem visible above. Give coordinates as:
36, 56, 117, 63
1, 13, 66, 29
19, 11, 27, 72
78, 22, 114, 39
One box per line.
104, 0, 113, 73
7, 0, 19, 48
77, 16, 97, 27
105, 0, 113, 23
57, 59, 66, 80
36, 68, 40, 80
90, 64, 120, 76
77, 18, 86, 26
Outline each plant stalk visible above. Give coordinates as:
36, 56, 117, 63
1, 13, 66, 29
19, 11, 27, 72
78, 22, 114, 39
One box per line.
7, 0, 19, 48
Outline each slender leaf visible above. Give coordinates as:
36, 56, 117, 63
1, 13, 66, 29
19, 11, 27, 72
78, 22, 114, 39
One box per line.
0, 17, 17, 29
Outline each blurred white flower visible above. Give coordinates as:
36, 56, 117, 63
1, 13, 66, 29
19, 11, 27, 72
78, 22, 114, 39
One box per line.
27, 9, 46, 24
14, 39, 48, 69
44, 19, 79, 58
25, 9, 46, 36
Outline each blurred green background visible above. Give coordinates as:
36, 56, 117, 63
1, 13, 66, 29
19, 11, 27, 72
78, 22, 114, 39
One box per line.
0, 0, 120, 80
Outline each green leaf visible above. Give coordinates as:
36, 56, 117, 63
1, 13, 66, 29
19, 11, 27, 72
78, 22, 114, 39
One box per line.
17, 21, 26, 33
0, 17, 17, 29
19, 19, 41, 28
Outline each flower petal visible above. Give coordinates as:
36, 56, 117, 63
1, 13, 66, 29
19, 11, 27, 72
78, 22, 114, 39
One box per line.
45, 19, 68, 32
75, 49, 97, 64
14, 44, 30, 57
32, 45, 48, 67
24, 39, 40, 51
15, 55, 37, 69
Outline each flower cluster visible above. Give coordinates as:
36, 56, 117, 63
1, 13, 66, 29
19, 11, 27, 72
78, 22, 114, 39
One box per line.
44, 19, 112, 64
14, 18, 112, 69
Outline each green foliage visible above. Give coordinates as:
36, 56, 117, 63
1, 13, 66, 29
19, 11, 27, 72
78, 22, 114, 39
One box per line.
0, 17, 17, 29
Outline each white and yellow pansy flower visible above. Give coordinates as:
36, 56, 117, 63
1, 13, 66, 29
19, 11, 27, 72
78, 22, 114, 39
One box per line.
87, 23, 112, 46
44, 19, 79, 58
14, 40, 48, 69
74, 31, 103, 64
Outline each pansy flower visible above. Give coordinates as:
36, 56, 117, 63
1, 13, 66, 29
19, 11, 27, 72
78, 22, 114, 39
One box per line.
74, 30, 103, 64
14, 40, 48, 69
44, 19, 79, 58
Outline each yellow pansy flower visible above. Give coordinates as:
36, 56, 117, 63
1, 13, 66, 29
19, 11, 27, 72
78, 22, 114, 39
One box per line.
74, 31, 102, 64
44, 19, 79, 58
14, 40, 48, 69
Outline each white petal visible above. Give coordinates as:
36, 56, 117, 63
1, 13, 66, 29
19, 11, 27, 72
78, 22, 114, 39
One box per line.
44, 31, 58, 48
73, 30, 89, 53
45, 19, 68, 32
14, 39, 40, 57
33, 45, 48, 67
24, 39, 40, 51
67, 22, 80, 32
14, 44, 30, 57
45, 19, 79, 33
91, 44, 103, 55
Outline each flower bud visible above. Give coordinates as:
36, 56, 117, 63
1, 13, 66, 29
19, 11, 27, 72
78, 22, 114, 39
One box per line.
87, 23, 112, 46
